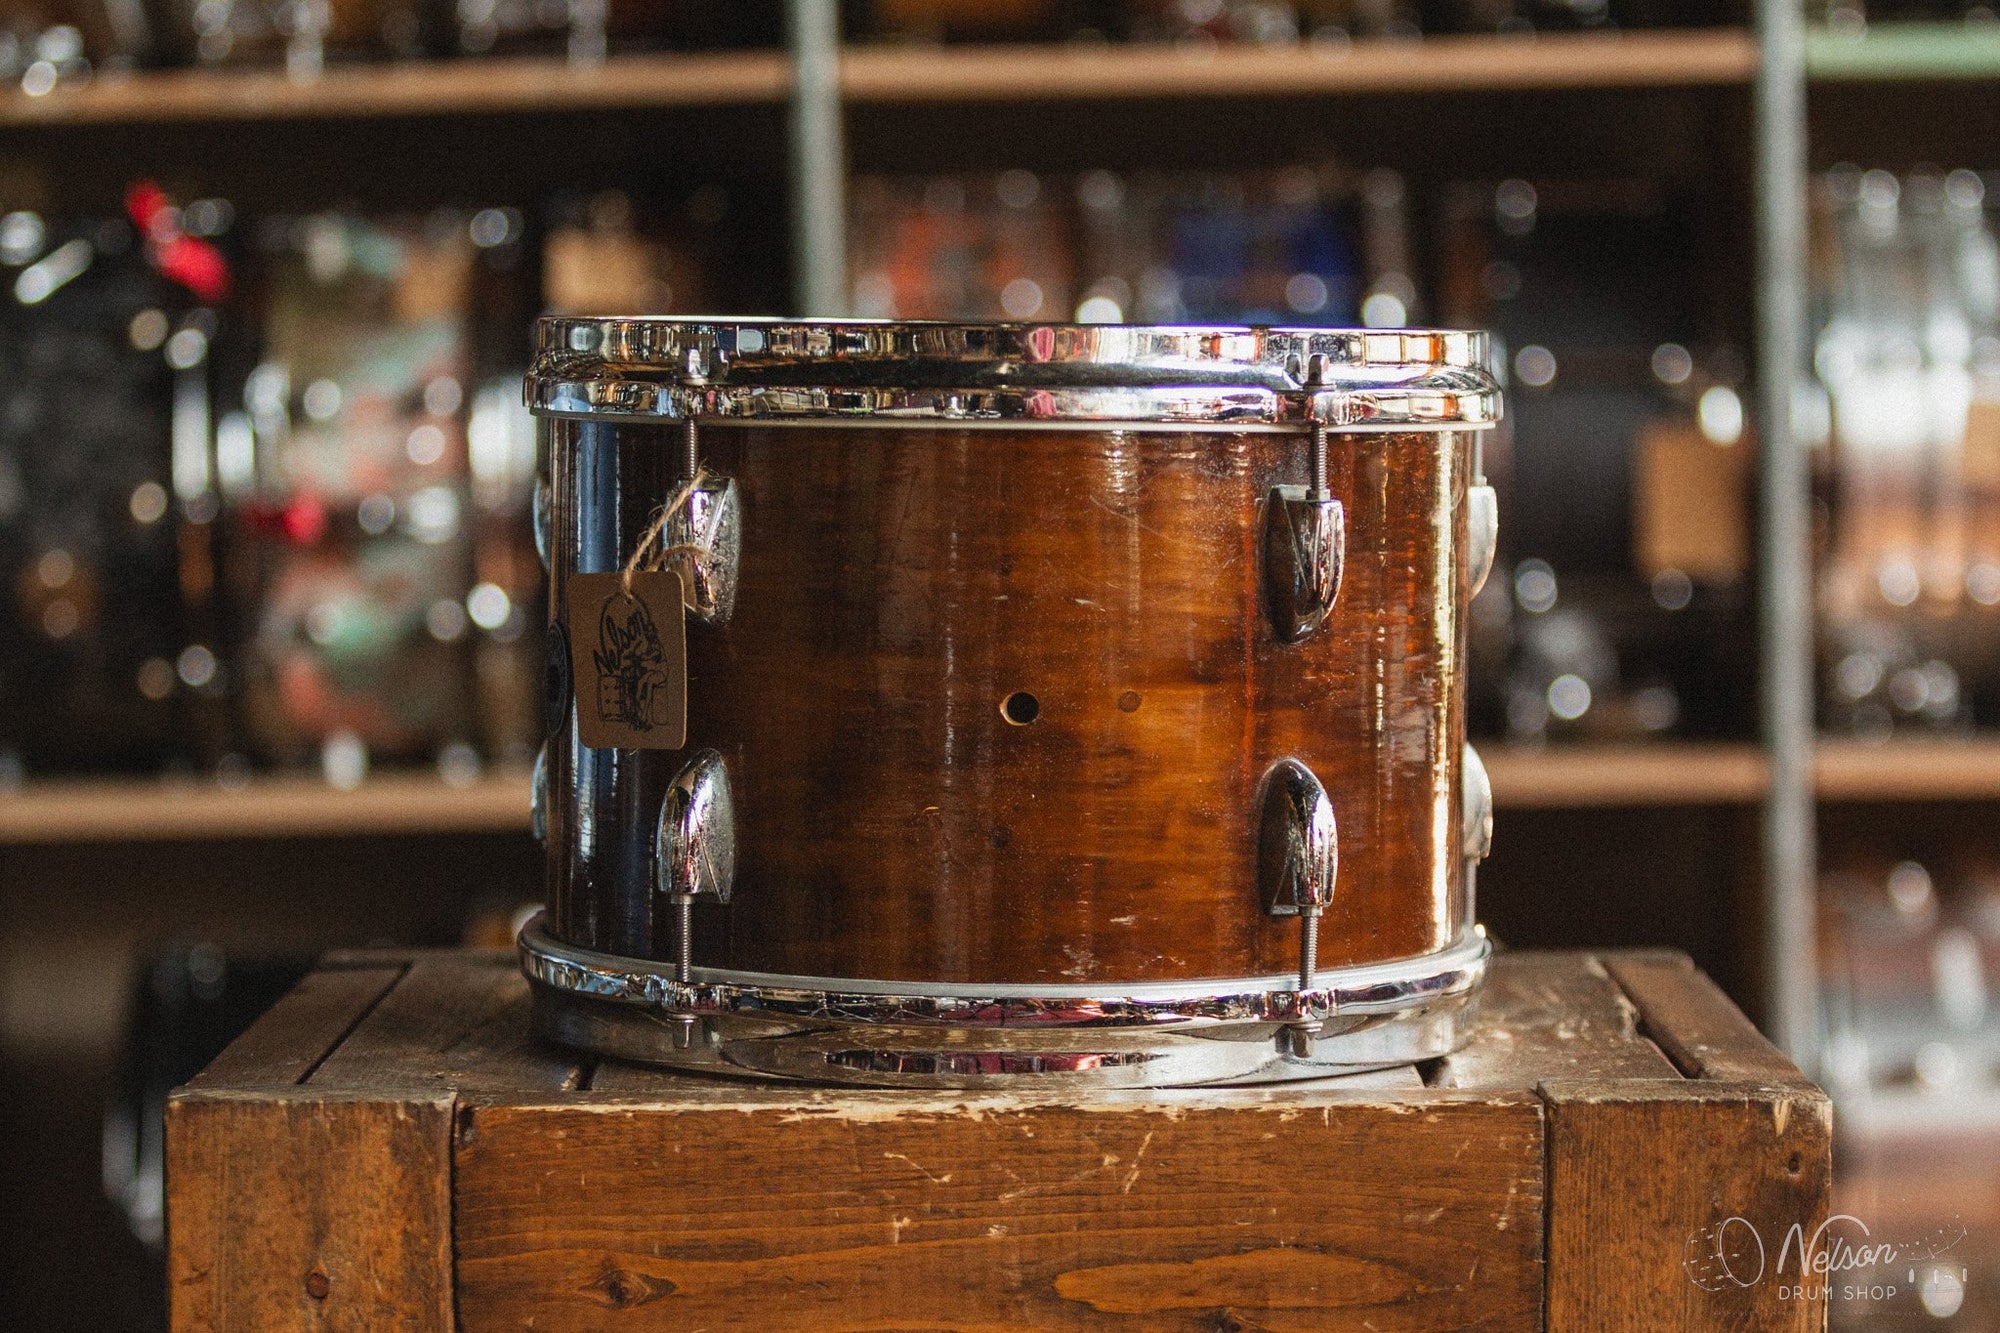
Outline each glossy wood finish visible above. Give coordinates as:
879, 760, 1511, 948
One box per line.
545, 421, 1473, 984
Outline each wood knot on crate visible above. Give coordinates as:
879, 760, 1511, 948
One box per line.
582, 1258, 675, 1310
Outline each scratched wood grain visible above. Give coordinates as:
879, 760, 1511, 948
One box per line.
452, 1089, 1545, 1331
1542, 1080, 1832, 1333
167, 955, 455, 1332
1429, 950, 1683, 1090
167, 948, 1837, 1331
1534, 951, 1833, 1332
1599, 950, 1806, 1083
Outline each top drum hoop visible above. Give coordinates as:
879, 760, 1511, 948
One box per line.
527, 319, 1503, 431
523, 319, 1502, 1088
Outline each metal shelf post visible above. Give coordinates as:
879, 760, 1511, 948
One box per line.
1754, 0, 1818, 1071
785, 0, 849, 317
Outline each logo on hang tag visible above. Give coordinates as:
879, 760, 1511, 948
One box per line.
567, 569, 687, 750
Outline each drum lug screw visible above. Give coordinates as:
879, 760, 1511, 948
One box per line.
1462, 743, 1495, 922
1263, 424, 1344, 643
667, 474, 742, 624
1263, 485, 1345, 643
1258, 758, 1337, 1061
664, 422, 743, 625
1466, 482, 1499, 597
656, 750, 736, 1015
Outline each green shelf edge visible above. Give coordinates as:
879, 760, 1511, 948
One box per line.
1808, 22, 2000, 81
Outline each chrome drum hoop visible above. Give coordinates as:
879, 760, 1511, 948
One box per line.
519, 914, 1489, 1088
526, 318, 1504, 429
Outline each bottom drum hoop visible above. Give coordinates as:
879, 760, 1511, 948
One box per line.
518, 914, 1489, 1088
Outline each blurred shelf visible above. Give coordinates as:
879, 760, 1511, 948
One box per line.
0, 51, 792, 127
839, 30, 1756, 101
0, 770, 531, 844
1816, 737, 2000, 802
1, 737, 1996, 845
1834, 1084, 2000, 1139
1806, 22, 2000, 81
0, 747, 1771, 843
1489, 738, 2000, 808
1484, 742, 1768, 809
0, 31, 1755, 128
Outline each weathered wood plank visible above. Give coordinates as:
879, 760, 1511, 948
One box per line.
1428, 950, 1682, 1090
185, 964, 405, 1091
170, 947, 1834, 1330
1601, 951, 1806, 1084
310, 952, 580, 1099
453, 1092, 1546, 1331
446, 987, 594, 1100
1543, 1078, 1833, 1332
167, 1092, 454, 1331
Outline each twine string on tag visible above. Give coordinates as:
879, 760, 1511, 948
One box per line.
620, 466, 711, 597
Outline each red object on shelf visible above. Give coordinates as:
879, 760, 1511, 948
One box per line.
239, 496, 329, 548
126, 181, 231, 304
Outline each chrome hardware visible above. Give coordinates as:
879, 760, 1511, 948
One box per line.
521, 914, 1490, 1088
655, 749, 736, 993
1466, 483, 1498, 598
1258, 758, 1339, 1055
530, 744, 548, 845
665, 475, 741, 624
1462, 743, 1494, 864
1260, 757, 1338, 921
527, 320, 1505, 430
1264, 425, 1347, 643
1462, 743, 1494, 923
665, 423, 742, 625
532, 475, 552, 569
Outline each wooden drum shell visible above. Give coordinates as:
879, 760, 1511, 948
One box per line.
542, 418, 1475, 987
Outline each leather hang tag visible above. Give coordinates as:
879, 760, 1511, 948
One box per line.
567, 569, 687, 750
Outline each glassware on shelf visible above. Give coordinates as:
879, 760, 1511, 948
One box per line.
1823, 858, 2000, 1094
1821, 854, 2000, 1331
1811, 166, 2000, 737
1, 17, 93, 93
168, 0, 440, 73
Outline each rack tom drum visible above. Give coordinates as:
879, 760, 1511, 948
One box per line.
521, 320, 1502, 1087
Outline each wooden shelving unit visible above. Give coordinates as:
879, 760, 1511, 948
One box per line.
0, 769, 530, 843
0, 29, 1757, 129
1816, 737, 2000, 802
838, 30, 1757, 101
0, 51, 791, 126
1494, 738, 2000, 808
8, 736, 1991, 843
1484, 742, 1768, 809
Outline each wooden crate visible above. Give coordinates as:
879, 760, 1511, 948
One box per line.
167, 949, 1829, 1331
